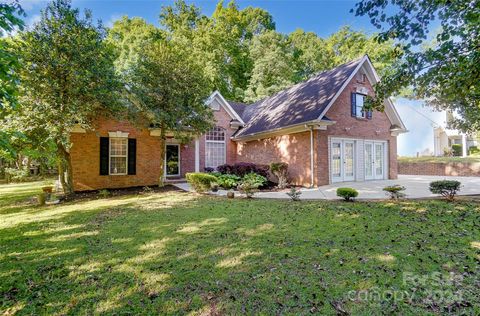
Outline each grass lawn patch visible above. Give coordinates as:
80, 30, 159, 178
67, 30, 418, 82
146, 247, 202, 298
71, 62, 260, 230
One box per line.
0, 182, 479, 314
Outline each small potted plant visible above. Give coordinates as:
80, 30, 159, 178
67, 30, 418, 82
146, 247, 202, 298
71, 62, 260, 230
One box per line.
42, 185, 54, 193
210, 182, 219, 192
37, 192, 46, 206
227, 190, 235, 199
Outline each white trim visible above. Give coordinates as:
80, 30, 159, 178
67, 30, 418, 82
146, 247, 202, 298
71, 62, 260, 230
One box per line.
205, 127, 227, 169
233, 119, 335, 142
317, 56, 368, 120
108, 131, 129, 138
165, 143, 180, 177
317, 55, 407, 134
109, 137, 128, 176
195, 138, 200, 172
206, 91, 245, 125
328, 136, 388, 183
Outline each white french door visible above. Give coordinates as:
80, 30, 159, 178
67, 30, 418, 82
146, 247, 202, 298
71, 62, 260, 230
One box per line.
331, 139, 355, 182
364, 141, 386, 180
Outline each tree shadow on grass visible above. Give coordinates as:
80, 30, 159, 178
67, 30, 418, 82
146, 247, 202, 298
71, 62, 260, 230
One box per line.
1, 196, 479, 315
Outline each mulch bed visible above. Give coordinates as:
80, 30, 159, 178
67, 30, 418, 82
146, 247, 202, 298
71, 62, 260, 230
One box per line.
61, 185, 181, 202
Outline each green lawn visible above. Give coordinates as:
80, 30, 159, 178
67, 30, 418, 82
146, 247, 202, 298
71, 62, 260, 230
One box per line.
398, 156, 480, 164
1, 182, 479, 315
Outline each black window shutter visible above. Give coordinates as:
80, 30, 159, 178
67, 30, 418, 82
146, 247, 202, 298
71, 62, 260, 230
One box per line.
351, 93, 356, 117
128, 138, 136, 175
100, 137, 109, 175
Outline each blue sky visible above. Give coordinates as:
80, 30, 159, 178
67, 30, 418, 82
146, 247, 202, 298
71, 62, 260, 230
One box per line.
18, 0, 440, 156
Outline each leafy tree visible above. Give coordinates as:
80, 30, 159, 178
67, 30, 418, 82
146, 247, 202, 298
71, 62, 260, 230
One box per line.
159, 0, 275, 101
245, 30, 295, 102
353, 0, 480, 132
325, 26, 400, 76
107, 16, 161, 76
126, 40, 213, 186
13, 0, 121, 194
0, 1, 25, 107
289, 29, 333, 81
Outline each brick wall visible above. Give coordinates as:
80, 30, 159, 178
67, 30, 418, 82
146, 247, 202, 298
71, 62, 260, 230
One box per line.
70, 102, 238, 191
236, 131, 314, 186
71, 118, 162, 191
236, 70, 399, 187
398, 162, 480, 177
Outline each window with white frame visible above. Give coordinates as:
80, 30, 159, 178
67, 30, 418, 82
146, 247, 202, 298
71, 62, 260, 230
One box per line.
205, 127, 226, 168
110, 138, 128, 175
355, 93, 366, 118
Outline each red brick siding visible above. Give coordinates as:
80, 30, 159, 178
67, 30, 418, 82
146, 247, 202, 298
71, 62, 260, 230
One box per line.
237, 72, 399, 186
198, 104, 237, 171
70, 102, 237, 191
399, 162, 480, 177
70, 118, 162, 191
236, 131, 314, 186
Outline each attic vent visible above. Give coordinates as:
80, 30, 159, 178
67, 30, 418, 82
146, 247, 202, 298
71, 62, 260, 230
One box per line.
357, 72, 367, 83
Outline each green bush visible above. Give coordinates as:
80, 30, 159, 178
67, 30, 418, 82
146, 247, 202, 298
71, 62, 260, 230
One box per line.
186, 172, 218, 193
451, 144, 462, 156
383, 185, 406, 200
97, 189, 110, 199
429, 180, 461, 201
270, 162, 288, 189
469, 146, 479, 155
4, 168, 30, 183
242, 172, 267, 187
216, 174, 241, 189
336, 187, 358, 201
237, 173, 266, 198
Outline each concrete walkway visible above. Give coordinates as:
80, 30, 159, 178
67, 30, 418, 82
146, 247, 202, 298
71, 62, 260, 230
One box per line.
173, 175, 480, 200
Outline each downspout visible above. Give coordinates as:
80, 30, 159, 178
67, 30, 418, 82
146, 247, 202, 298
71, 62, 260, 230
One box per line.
309, 126, 315, 188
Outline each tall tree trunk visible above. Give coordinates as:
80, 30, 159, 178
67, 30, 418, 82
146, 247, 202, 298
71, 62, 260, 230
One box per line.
57, 144, 74, 195
158, 127, 166, 187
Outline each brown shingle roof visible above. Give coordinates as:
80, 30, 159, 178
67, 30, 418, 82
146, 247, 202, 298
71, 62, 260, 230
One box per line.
229, 57, 363, 138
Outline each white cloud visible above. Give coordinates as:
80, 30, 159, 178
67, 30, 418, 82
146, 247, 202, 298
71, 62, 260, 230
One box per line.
19, 0, 46, 11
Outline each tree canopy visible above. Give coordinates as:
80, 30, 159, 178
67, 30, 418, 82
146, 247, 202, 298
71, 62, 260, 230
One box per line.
354, 0, 479, 132
0, 1, 25, 107
8, 0, 121, 193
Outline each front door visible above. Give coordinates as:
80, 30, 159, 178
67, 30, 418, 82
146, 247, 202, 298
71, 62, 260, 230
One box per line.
364, 141, 385, 180
165, 144, 180, 177
331, 139, 355, 182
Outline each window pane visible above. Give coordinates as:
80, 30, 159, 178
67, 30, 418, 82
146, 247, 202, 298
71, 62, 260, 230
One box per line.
110, 156, 127, 174
332, 142, 341, 177
206, 142, 225, 168
206, 127, 225, 141
356, 94, 365, 118
110, 138, 127, 155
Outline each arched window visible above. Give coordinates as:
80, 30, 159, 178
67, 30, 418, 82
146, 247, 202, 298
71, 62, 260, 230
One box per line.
205, 127, 226, 168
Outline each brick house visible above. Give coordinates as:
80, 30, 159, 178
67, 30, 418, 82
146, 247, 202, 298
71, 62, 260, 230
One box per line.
70, 55, 407, 191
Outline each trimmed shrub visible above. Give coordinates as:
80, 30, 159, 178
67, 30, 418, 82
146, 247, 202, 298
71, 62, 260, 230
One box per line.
383, 185, 406, 200
238, 173, 266, 198
469, 146, 479, 155
216, 174, 241, 189
286, 187, 302, 201
336, 187, 358, 201
5, 167, 30, 183
429, 180, 461, 201
217, 162, 269, 178
186, 172, 218, 193
451, 144, 462, 156
270, 162, 288, 189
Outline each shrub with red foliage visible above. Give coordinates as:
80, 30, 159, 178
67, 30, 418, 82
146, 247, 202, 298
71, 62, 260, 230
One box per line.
217, 162, 269, 178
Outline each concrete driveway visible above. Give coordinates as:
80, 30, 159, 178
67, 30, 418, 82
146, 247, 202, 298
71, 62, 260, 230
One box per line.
175, 175, 480, 200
